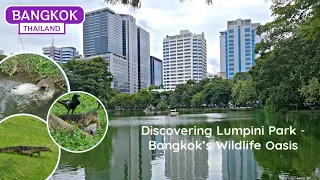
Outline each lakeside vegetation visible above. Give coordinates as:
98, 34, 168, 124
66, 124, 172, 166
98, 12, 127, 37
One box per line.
0, 54, 66, 88
0, 116, 59, 180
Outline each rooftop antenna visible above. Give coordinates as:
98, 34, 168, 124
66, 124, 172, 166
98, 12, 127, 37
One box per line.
212, 67, 216, 75
51, 35, 55, 46
18, 35, 25, 51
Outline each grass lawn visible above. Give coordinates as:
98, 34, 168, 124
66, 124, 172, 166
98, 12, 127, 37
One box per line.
50, 93, 108, 152
0, 116, 59, 180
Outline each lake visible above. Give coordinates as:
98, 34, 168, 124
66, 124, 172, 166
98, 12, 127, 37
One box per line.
51, 111, 320, 180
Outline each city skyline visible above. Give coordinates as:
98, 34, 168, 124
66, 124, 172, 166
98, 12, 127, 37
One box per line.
81, 7, 151, 93
0, 0, 273, 74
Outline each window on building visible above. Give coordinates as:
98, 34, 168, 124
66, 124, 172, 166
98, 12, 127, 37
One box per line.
228, 29, 234, 33
245, 39, 251, 42
245, 53, 251, 56
245, 34, 251, 37
245, 28, 251, 32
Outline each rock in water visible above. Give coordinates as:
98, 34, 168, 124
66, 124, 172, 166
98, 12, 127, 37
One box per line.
9, 79, 56, 101
10, 83, 40, 95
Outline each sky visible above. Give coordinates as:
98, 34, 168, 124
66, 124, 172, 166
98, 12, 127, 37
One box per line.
0, 0, 273, 73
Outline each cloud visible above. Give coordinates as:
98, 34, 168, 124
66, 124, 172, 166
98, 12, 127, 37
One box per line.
0, 0, 273, 73
137, 19, 154, 32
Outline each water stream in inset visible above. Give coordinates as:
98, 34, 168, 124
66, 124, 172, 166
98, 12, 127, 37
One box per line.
0, 73, 66, 120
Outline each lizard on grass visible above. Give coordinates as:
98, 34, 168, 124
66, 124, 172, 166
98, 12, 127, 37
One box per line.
0, 146, 53, 157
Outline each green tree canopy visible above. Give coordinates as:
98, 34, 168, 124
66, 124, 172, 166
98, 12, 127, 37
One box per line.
62, 57, 115, 106
249, 0, 320, 112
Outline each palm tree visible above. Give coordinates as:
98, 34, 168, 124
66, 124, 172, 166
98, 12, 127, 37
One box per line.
102, 0, 213, 8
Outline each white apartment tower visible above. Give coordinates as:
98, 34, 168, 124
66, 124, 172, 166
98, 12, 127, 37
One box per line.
163, 30, 207, 90
219, 19, 262, 79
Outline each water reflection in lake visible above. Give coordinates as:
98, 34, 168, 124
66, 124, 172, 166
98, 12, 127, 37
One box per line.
51, 111, 320, 180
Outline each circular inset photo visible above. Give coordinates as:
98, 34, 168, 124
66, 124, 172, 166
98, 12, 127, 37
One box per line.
47, 91, 108, 153
0, 114, 60, 180
0, 53, 70, 120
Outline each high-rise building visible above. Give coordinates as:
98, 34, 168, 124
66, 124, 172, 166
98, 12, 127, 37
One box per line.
42, 46, 60, 61
42, 46, 79, 63
121, 14, 139, 93
0, 50, 4, 55
78, 53, 130, 93
60, 47, 79, 62
83, 8, 123, 57
83, 7, 151, 94
150, 56, 163, 87
163, 30, 207, 90
219, 19, 262, 79
137, 27, 151, 90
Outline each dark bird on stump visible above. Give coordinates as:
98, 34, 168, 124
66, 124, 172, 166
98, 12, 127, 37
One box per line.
57, 94, 80, 114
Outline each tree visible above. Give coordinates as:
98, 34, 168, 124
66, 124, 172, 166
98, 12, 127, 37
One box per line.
203, 78, 232, 107
148, 85, 158, 91
191, 92, 205, 108
300, 77, 320, 104
249, 0, 320, 112
232, 80, 257, 107
156, 101, 166, 109
102, 0, 213, 9
138, 88, 152, 108
233, 72, 250, 83
174, 83, 196, 108
62, 57, 115, 106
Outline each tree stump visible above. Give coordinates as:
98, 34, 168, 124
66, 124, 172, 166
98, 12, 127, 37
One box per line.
48, 114, 92, 136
